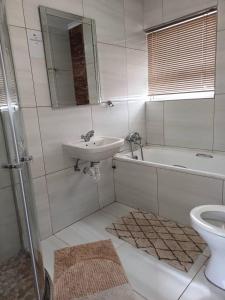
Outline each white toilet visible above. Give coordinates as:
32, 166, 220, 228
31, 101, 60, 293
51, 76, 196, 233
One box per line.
190, 205, 225, 290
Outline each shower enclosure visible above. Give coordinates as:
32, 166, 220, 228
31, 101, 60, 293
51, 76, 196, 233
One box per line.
0, 1, 51, 299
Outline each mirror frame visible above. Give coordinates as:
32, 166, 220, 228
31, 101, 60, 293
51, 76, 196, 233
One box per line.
39, 6, 101, 108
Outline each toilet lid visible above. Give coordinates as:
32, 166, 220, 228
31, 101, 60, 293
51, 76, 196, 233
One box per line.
190, 205, 225, 238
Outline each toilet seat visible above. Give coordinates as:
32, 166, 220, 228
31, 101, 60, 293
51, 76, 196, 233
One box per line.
190, 205, 225, 238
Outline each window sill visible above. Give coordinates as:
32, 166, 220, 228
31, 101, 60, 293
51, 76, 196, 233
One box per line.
149, 91, 214, 101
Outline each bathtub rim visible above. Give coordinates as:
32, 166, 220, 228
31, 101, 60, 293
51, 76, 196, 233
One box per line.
114, 145, 225, 180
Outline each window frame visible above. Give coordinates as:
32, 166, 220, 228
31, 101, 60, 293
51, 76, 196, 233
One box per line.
145, 7, 217, 101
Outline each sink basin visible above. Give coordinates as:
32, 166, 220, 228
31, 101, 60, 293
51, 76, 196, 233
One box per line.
63, 136, 124, 162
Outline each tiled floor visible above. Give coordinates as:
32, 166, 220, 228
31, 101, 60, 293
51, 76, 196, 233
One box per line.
41, 202, 225, 300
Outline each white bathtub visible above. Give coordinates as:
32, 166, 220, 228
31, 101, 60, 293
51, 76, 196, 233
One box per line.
115, 146, 225, 180
114, 146, 225, 225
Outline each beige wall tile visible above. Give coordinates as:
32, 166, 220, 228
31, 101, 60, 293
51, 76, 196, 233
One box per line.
158, 168, 223, 225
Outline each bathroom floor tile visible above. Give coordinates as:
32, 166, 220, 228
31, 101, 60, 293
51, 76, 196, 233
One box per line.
55, 210, 124, 249
101, 202, 134, 218
202, 247, 210, 257
116, 242, 207, 300
179, 265, 225, 300
133, 290, 149, 300
41, 236, 68, 280
41, 203, 223, 300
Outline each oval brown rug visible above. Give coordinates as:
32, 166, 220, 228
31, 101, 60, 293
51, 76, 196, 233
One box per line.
54, 240, 139, 300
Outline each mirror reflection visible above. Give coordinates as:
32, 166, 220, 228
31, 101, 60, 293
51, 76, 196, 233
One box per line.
39, 6, 100, 108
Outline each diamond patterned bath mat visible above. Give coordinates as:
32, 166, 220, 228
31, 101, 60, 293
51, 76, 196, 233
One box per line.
106, 210, 207, 272
54, 240, 142, 300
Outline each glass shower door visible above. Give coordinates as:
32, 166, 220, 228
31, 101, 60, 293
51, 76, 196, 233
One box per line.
0, 111, 45, 300
0, 0, 48, 299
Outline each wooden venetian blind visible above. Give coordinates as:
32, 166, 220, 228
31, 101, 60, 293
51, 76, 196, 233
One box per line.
147, 11, 217, 97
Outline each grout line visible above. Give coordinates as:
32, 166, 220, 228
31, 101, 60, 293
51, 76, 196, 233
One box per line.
96, 174, 101, 209
21, 100, 147, 109
90, 105, 94, 130
133, 289, 149, 300
99, 206, 117, 218
147, 141, 225, 153
142, 0, 145, 29
156, 168, 159, 215
217, 27, 225, 33
123, 0, 127, 49
52, 234, 70, 246
177, 266, 204, 300
126, 46, 147, 52
21, 103, 98, 109
31, 174, 45, 181
51, 206, 101, 236
103, 202, 133, 218
8, 24, 26, 30
127, 101, 130, 132
102, 203, 120, 218
97, 41, 126, 49
81, 0, 84, 17
20, 0, 26, 27
43, 203, 124, 244
212, 96, 216, 151
112, 159, 117, 203
212, 13, 219, 151
43, 174, 54, 235
162, 101, 165, 145
34, 105, 48, 175
97, 40, 146, 52
44, 165, 75, 176
23, 27, 54, 232
123, 0, 129, 136
21, 105, 50, 108
144, 102, 148, 144
124, 41, 129, 104
222, 180, 224, 204
0, 184, 15, 191
23, 30, 46, 169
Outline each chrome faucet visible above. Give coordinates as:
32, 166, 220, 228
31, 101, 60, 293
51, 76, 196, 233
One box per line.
126, 132, 142, 143
81, 130, 95, 142
126, 132, 144, 160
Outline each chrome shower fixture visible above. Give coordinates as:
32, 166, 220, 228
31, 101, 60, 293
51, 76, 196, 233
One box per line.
126, 132, 144, 161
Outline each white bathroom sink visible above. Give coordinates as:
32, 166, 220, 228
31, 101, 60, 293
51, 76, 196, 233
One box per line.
63, 136, 124, 162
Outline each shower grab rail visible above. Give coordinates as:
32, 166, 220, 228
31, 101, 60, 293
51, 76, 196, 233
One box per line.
196, 153, 213, 158
2, 155, 33, 169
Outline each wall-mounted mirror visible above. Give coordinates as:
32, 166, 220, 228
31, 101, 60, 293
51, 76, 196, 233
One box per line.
39, 6, 100, 108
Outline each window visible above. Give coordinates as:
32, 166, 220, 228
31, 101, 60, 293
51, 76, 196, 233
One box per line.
147, 10, 217, 100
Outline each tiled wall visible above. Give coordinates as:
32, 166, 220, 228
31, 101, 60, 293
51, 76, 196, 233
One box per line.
0, 120, 21, 261
145, 0, 225, 151
114, 158, 224, 226
4, 0, 147, 239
